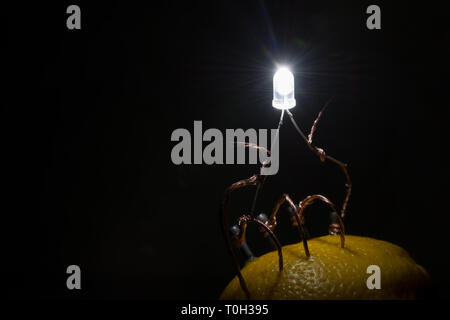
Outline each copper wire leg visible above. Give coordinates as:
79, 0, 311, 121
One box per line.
220, 141, 274, 298
269, 194, 310, 257
221, 175, 261, 299
238, 215, 283, 272
297, 195, 346, 248
286, 100, 353, 222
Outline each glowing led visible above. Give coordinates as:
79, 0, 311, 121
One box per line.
272, 67, 296, 110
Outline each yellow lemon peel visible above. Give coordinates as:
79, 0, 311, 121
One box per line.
220, 235, 430, 300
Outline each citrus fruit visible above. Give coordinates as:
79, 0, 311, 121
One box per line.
220, 235, 430, 299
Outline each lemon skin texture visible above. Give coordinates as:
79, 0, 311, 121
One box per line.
220, 235, 430, 300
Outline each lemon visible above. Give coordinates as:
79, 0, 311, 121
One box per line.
220, 235, 430, 300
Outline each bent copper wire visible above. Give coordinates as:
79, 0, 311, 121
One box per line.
286, 100, 352, 222
268, 194, 310, 257
297, 195, 346, 248
220, 102, 351, 298
306, 100, 352, 221
233, 142, 271, 216
230, 224, 255, 261
221, 175, 261, 299
238, 215, 283, 272
220, 143, 274, 299
307, 97, 334, 145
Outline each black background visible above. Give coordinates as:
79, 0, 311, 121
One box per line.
5, 0, 450, 300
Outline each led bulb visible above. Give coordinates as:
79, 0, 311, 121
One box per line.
272, 67, 296, 110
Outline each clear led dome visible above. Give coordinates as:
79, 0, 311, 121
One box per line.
272, 67, 296, 110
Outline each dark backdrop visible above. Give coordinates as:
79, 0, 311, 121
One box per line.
5, 0, 450, 299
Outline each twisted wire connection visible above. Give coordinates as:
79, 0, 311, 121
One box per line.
308, 97, 334, 144
234, 142, 271, 156
286, 101, 352, 222
249, 109, 284, 216
232, 142, 271, 216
